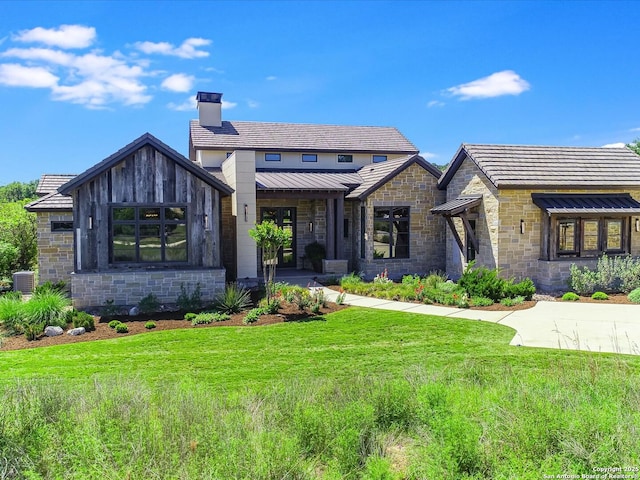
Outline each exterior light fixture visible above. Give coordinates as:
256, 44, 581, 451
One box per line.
520, 219, 525, 235
88, 216, 93, 230
244, 204, 248, 222
636, 218, 640, 233
309, 221, 314, 232
204, 214, 209, 230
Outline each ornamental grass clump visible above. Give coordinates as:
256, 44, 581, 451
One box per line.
0, 293, 24, 335
214, 283, 252, 314
21, 290, 70, 329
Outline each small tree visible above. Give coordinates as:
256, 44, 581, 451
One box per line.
627, 138, 640, 156
249, 220, 292, 301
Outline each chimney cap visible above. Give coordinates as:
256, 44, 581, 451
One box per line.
196, 91, 222, 104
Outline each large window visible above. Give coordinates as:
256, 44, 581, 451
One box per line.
373, 207, 410, 259
556, 217, 627, 258
111, 206, 187, 264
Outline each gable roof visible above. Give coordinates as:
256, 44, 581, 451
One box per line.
59, 132, 233, 196
190, 120, 419, 154
346, 154, 442, 200
25, 191, 73, 212
438, 144, 640, 189
36, 174, 77, 196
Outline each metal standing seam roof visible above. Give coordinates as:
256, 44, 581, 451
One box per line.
439, 144, 640, 189
190, 120, 419, 154
531, 193, 640, 214
35, 174, 77, 196
430, 195, 483, 215
255, 170, 362, 191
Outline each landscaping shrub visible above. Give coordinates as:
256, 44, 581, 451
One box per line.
569, 255, 640, 295
243, 307, 263, 324
115, 323, 128, 333
500, 296, 525, 307
212, 312, 230, 322
422, 271, 449, 289
101, 299, 120, 318
286, 286, 311, 310
176, 283, 202, 311
401, 274, 422, 288
32, 280, 67, 296
21, 290, 70, 328
144, 321, 156, 329
628, 288, 640, 304
373, 268, 393, 285
138, 293, 160, 314
340, 272, 363, 290
591, 291, 609, 300
71, 310, 95, 332
108, 320, 122, 329
184, 312, 197, 321
458, 262, 507, 301
191, 312, 214, 325
304, 241, 326, 273
214, 283, 251, 314
504, 277, 536, 300
23, 320, 44, 341
259, 297, 280, 314
0, 293, 24, 334
471, 296, 494, 307
562, 292, 580, 302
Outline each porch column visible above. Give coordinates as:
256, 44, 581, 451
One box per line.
326, 197, 335, 259
336, 195, 344, 259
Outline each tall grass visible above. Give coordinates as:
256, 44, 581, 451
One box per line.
1, 360, 639, 479
20, 290, 70, 328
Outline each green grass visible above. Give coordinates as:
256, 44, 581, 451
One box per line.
1, 307, 639, 478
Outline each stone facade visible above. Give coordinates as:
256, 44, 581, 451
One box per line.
358, 163, 446, 279
35, 212, 74, 285
70, 268, 226, 309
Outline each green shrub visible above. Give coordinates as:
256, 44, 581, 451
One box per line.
176, 283, 202, 311
184, 312, 197, 321
504, 277, 536, 300
115, 323, 128, 333
569, 255, 640, 295
471, 296, 494, 307
192, 312, 215, 325
340, 272, 363, 290
108, 320, 122, 329
458, 262, 507, 301
259, 297, 280, 314
0, 294, 24, 334
422, 271, 449, 289
33, 280, 67, 296
628, 288, 640, 303
212, 312, 230, 322
144, 321, 156, 329
101, 299, 120, 318
500, 296, 525, 307
214, 283, 252, 314
243, 307, 263, 324
71, 311, 95, 332
23, 321, 44, 341
591, 291, 609, 300
286, 286, 311, 310
562, 292, 580, 302
138, 293, 160, 314
401, 274, 422, 288
21, 291, 70, 328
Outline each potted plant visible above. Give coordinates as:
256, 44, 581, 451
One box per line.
304, 241, 326, 273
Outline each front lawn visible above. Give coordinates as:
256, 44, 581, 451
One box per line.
0, 307, 638, 478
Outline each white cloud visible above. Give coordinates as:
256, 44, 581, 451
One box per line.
222, 100, 236, 109
135, 37, 211, 59
266, 75, 277, 81
13, 25, 96, 49
427, 100, 444, 108
601, 142, 626, 148
630, 127, 640, 132
447, 70, 530, 100
0, 63, 58, 87
168, 96, 237, 112
161, 73, 194, 92
419, 151, 437, 160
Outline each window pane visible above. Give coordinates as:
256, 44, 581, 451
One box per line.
558, 220, 576, 252
139, 224, 162, 262
373, 211, 390, 258
338, 154, 353, 163
265, 153, 281, 161
51, 221, 73, 232
606, 220, 623, 251
373, 155, 387, 163
165, 207, 186, 221
113, 207, 135, 221
113, 224, 136, 262
302, 154, 317, 162
140, 208, 160, 221
582, 220, 599, 251
165, 224, 188, 262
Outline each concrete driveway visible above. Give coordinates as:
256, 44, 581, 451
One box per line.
319, 288, 640, 355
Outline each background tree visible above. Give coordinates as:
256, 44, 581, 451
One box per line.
0, 201, 37, 277
249, 220, 292, 301
627, 139, 640, 156
0, 180, 38, 203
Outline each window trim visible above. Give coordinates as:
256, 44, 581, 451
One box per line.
553, 216, 629, 259
372, 155, 387, 163
373, 206, 410, 259
110, 204, 189, 265
265, 153, 281, 162
302, 153, 318, 163
51, 221, 74, 232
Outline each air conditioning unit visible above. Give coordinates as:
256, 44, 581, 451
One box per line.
13, 271, 35, 295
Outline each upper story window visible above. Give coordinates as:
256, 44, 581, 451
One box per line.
51, 221, 73, 232
338, 154, 353, 163
111, 206, 188, 264
302, 154, 318, 163
373, 155, 387, 163
265, 153, 281, 162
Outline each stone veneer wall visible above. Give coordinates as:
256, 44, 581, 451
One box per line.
36, 212, 74, 285
70, 268, 226, 309
444, 157, 499, 279
359, 163, 445, 279
221, 196, 236, 280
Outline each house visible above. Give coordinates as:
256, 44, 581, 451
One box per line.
431, 144, 640, 291
27, 92, 446, 307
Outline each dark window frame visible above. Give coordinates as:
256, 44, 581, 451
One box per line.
338, 154, 353, 163
554, 216, 629, 258
372, 155, 387, 163
302, 153, 318, 163
265, 153, 281, 162
51, 221, 74, 232
110, 204, 189, 265
373, 206, 410, 259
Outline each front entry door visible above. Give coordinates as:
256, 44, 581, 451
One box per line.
261, 207, 296, 268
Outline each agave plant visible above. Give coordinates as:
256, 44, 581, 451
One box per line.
214, 283, 252, 314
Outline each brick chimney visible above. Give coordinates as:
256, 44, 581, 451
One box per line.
196, 91, 223, 127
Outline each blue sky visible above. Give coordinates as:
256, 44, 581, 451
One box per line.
0, 1, 639, 185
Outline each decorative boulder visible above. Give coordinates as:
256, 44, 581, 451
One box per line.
44, 326, 64, 337
129, 306, 140, 317
67, 327, 86, 336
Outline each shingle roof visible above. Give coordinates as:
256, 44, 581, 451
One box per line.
25, 191, 73, 212
430, 195, 483, 215
438, 144, 640, 189
36, 174, 76, 196
346, 154, 442, 199
190, 120, 419, 154
256, 170, 362, 191
531, 193, 640, 214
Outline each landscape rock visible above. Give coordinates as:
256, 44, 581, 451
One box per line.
44, 326, 63, 337
129, 306, 140, 316
67, 327, 86, 336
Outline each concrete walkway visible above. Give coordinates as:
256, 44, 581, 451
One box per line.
317, 287, 640, 356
